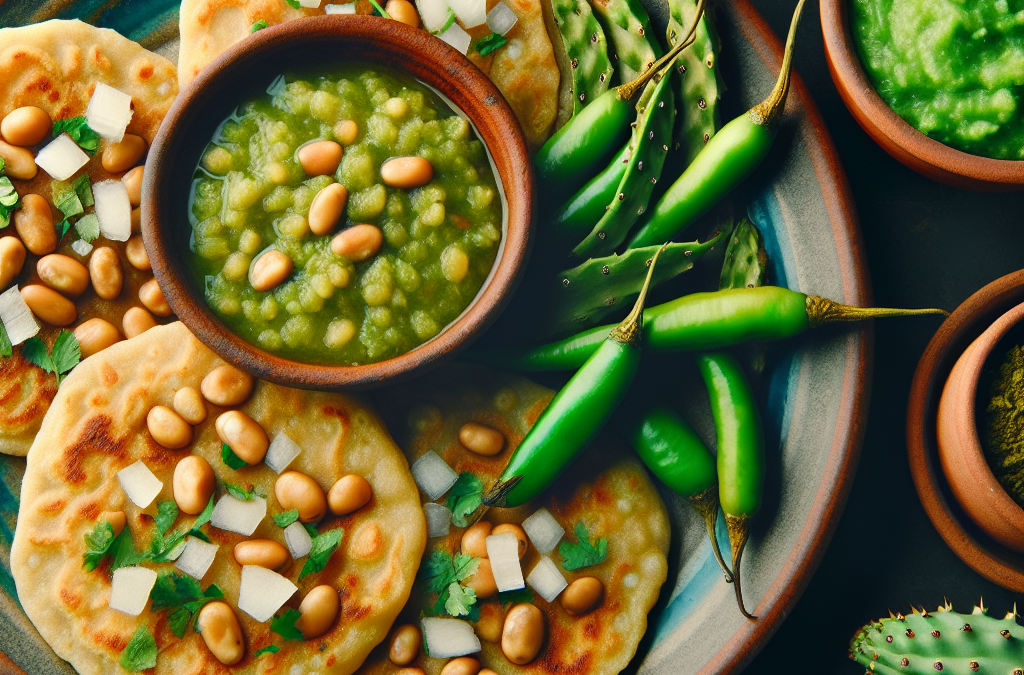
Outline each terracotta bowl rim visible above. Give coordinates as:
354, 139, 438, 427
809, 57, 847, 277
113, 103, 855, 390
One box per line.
142, 15, 533, 390
819, 0, 1024, 189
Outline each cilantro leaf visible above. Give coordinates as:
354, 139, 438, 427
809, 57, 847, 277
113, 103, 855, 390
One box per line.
53, 183, 84, 219
73, 175, 94, 208
20, 338, 54, 377
0, 159, 21, 230
251, 19, 270, 32
299, 527, 343, 580
82, 520, 116, 571
52, 117, 100, 154
221, 442, 248, 469
453, 552, 479, 582
444, 580, 477, 617
75, 213, 100, 242
0, 322, 11, 358
225, 482, 256, 500
55, 218, 73, 239
475, 32, 507, 57
303, 522, 319, 538
22, 331, 81, 385
168, 607, 192, 638
195, 495, 215, 528
120, 625, 157, 671
151, 572, 202, 610
419, 549, 481, 619
270, 608, 304, 641
109, 525, 151, 570
273, 509, 300, 527
152, 495, 214, 561
419, 550, 456, 595
255, 644, 281, 656
155, 501, 179, 537
445, 473, 483, 528
283, 0, 302, 7
558, 522, 607, 571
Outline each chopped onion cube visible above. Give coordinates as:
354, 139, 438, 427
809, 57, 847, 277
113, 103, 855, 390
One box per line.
523, 507, 563, 555
117, 460, 163, 508
238, 565, 298, 622
421, 617, 481, 658
284, 521, 313, 559
411, 451, 459, 500
486, 531, 525, 592
486, 1, 518, 35
109, 566, 158, 616
175, 536, 218, 580
527, 556, 568, 602
34, 134, 89, 181
417, 0, 453, 32
424, 502, 452, 538
437, 22, 472, 54
265, 432, 302, 474
211, 494, 266, 536
298, 0, 321, 6
70, 239, 93, 257
0, 286, 39, 346
448, 0, 485, 28
325, 3, 357, 12
86, 83, 133, 142
93, 180, 132, 242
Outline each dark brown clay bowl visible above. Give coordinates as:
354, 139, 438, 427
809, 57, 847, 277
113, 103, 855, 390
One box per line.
820, 0, 1024, 191
143, 15, 533, 390
908, 270, 1024, 591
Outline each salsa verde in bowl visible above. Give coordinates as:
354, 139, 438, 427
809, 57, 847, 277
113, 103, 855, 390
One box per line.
144, 15, 532, 389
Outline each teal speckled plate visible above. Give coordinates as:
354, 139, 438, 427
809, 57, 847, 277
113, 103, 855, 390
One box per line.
0, 1, 871, 673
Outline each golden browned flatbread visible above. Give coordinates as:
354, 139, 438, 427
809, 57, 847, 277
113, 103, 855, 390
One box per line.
10, 322, 427, 674
0, 20, 180, 456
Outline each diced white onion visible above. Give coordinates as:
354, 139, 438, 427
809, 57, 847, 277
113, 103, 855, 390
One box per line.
86, 83, 133, 142
238, 565, 298, 622
527, 556, 568, 602
116, 460, 163, 508
298, 0, 321, 6
411, 451, 459, 500
265, 432, 302, 474
211, 495, 266, 536
175, 536, 218, 580
486, 1, 518, 35
70, 239, 94, 257
421, 617, 481, 658
416, 0, 452, 32
0, 286, 39, 346
486, 531, 524, 592
437, 22, 472, 55
325, 3, 356, 12
284, 521, 313, 559
523, 507, 564, 555
505, 38, 522, 59
108, 566, 158, 616
424, 502, 452, 538
34, 134, 89, 181
448, 0, 485, 28
93, 180, 132, 242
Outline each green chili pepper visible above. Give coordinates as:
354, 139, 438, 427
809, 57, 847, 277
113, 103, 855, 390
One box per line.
697, 351, 762, 620
482, 246, 666, 508
470, 286, 947, 371
549, 143, 629, 247
616, 402, 732, 581
626, 0, 807, 250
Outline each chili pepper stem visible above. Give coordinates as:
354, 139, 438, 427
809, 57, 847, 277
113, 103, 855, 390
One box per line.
804, 295, 949, 328
482, 475, 522, 507
726, 514, 757, 620
748, 0, 807, 129
609, 244, 667, 346
617, 0, 706, 101
689, 485, 734, 583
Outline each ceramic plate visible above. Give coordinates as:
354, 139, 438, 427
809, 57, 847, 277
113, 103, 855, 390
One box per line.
0, 1, 871, 673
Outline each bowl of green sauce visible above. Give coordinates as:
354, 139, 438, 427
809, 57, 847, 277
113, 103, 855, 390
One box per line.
821, 0, 1024, 190
143, 15, 533, 390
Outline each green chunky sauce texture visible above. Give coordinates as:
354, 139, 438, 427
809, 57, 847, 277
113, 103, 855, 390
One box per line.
852, 0, 1024, 160
187, 65, 503, 365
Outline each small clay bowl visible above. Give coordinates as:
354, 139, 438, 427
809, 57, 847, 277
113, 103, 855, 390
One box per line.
143, 16, 532, 390
937, 301, 1024, 552
820, 0, 1024, 191
908, 269, 1024, 591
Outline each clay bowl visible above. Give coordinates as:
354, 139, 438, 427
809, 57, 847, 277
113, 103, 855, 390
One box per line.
908, 270, 1024, 590
143, 15, 533, 390
937, 301, 1024, 552
820, 0, 1024, 191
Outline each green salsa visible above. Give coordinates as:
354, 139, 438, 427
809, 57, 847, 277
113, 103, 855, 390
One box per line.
188, 65, 503, 365
851, 0, 1024, 160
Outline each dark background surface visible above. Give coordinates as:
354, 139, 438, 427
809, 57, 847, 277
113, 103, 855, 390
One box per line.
742, 1, 1024, 672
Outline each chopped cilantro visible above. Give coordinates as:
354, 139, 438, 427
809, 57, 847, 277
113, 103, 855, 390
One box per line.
558, 522, 607, 571
194, 494, 215, 529
270, 608, 304, 641
299, 527, 343, 580
225, 482, 257, 501
52, 117, 100, 154
0, 322, 11, 358
53, 184, 84, 219
109, 526, 151, 571
419, 550, 480, 618
303, 522, 319, 538
73, 175, 94, 208
120, 625, 157, 671
445, 473, 483, 527
221, 442, 247, 469
475, 32, 507, 57
21, 330, 81, 385
151, 573, 224, 638
431, 8, 456, 34
251, 19, 270, 32
82, 520, 116, 571
75, 213, 100, 242
444, 580, 477, 617
167, 607, 192, 638
0, 158, 20, 230
254, 644, 281, 656
151, 495, 214, 562
155, 501, 179, 537
273, 509, 300, 527
283, 0, 301, 7
368, 0, 391, 17
55, 218, 73, 239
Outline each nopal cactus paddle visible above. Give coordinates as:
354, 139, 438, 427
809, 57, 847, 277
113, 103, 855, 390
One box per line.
850, 602, 1024, 675
552, 0, 615, 115
588, 0, 662, 83
666, 0, 723, 164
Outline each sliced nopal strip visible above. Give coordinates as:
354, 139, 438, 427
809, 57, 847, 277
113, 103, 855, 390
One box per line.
667, 0, 723, 164
588, 0, 662, 83
551, 0, 614, 115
